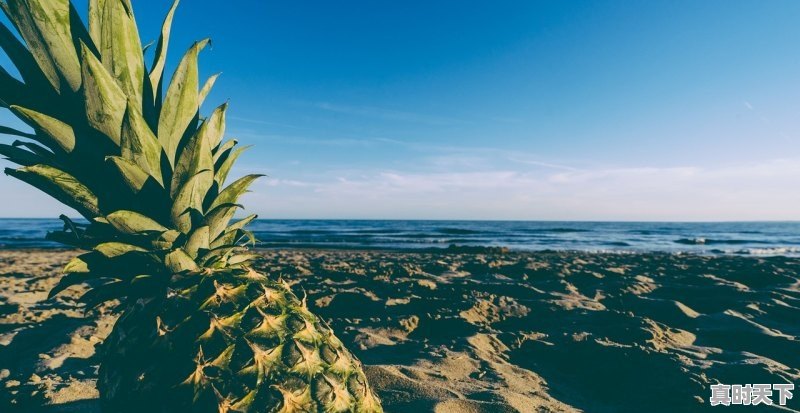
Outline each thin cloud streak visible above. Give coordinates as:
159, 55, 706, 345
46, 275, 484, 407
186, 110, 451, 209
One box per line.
233, 132, 389, 147
228, 116, 302, 129
302, 101, 468, 126
246, 158, 800, 221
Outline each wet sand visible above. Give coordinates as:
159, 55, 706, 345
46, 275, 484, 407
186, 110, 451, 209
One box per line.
0, 249, 798, 412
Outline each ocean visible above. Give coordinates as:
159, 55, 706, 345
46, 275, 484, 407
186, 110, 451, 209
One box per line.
1, 219, 800, 256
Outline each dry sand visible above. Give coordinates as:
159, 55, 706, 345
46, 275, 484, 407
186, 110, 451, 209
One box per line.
0, 248, 798, 412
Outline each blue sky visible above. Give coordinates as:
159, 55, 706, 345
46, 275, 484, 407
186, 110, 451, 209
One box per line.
2, 0, 800, 220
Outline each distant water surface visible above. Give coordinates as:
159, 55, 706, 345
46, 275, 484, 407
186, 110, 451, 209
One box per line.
2, 219, 800, 256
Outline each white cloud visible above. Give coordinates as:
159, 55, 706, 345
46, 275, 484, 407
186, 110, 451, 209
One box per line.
248, 158, 800, 221
4, 154, 800, 221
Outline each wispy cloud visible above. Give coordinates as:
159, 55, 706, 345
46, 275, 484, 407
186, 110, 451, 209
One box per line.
228, 116, 301, 129
506, 156, 579, 171
244, 158, 800, 220
741, 99, 790, 139
302, 101, 467, 126
233, 131, 392, 147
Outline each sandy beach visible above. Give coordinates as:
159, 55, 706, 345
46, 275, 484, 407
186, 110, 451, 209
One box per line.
0, 248, 798, 412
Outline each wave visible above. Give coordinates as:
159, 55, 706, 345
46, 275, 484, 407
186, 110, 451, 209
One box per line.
732, 247, 800, 255
435, 228, 483, 235
674, 238, 771, 246
520, 228, 593, 234
674, 238, 708, 245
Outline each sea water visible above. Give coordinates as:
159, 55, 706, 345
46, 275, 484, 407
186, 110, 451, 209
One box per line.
2, 219, 800, 256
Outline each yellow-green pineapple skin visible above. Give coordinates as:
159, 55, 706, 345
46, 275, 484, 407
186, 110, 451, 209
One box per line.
100, 269, 381, 413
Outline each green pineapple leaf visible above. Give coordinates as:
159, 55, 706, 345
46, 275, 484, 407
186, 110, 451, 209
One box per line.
106, 156, 150, 193
5, 164, 100, 218
148, 0, 179, 104
202, 102, 227, 151
212, 139, 237, 164
199, 73, 221, 107
95, 0, 145, 104
0, 14, 51, 89
204, 202, 242, 240
9, 105, 76, 153
49, 271, 101, 298
171, 169, 213, 233
165, 248, 198, 272
0, 124, 38, 140
171, 118, 213, 196
11, 140, 55, 160
94, 241, 147, 258
0, 143, 49, 166
158, 39, 209, 164
4, 0, 81, 92
81, 42, 126, 145
185, 225, 210, 258
79, 279, 125, 310
120, 101, 164, 184
106, 210, 168, 235
214, 145, 250, 187
208, 174, 263, 211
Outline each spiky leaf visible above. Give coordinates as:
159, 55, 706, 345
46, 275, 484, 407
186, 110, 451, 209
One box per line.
120, 102, 163, 184
94, 241, 146, 258
198, 73, 220, 107
63, 255, 91, 273
9, 105, 76, 152
203, 103, 227, 151
158, 39, 208, 163
171, 169, 212, 233
49, 271, 100, 298
204, 202, 241, 240
106, 210, 167, 235
208, 174, 262, 211
185, 225, 209, 258
5, 0, 81, 92
106, 156, 149, 193
0, 143, 48, 166
148, 0, 179, 101
212, 139, 237, 163
0, 14, 50, 89
81, 43, 126, 144
5, 164, 100, 218
215, 145, 250, 187
165, 248, 197, 272
80, 280, 125, 309
171, 119, 213, 196
96, 0, 144, 103
0, 125, 37, 140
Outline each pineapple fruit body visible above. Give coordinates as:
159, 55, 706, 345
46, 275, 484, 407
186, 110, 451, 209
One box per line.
99, 269, 381, 413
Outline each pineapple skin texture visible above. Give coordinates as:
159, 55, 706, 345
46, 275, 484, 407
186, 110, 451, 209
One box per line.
98, 268, 382, 413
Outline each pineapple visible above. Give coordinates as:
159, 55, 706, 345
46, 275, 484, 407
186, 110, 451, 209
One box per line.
0, 1, 382, 412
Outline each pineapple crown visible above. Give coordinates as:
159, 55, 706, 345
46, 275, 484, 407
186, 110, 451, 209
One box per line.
0, 0, 262, 308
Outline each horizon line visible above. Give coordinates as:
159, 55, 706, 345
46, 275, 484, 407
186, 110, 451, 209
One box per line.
0, 217, 799, 224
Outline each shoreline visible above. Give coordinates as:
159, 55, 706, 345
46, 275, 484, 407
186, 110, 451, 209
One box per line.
1, 245, 799, 258
1, 248, 798, 412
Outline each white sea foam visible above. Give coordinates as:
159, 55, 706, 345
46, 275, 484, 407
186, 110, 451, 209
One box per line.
733, 247, 800, 256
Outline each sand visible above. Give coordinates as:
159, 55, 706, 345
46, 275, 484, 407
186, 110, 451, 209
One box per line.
1, 248, 798, 412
